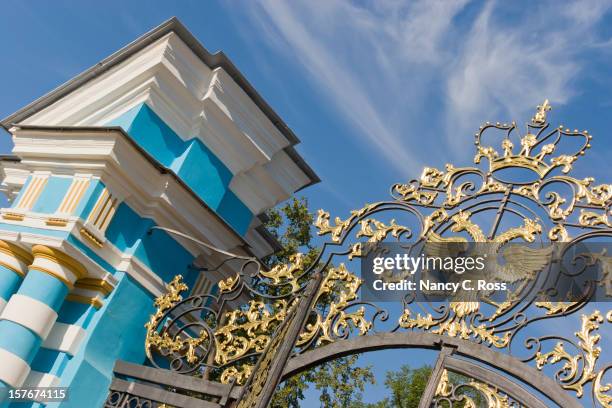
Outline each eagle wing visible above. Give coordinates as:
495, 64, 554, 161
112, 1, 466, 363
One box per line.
495, 244, 553, 283
424, 232, 468, 258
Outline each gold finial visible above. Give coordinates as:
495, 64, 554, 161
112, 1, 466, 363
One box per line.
532, 99, 551, 125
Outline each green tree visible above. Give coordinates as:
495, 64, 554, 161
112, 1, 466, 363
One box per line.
355, 365, 432, 408
264, 197, 375, 408
354, 364, 488, 408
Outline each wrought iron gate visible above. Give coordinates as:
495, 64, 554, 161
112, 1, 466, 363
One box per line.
104, 101, 612, 407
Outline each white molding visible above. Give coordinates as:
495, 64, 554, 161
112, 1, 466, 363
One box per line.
10, 128, 244, 251
24, 370, 60, 390
0, 349, 30, 387
41, 322, 86, 356
0, 294, 58, 339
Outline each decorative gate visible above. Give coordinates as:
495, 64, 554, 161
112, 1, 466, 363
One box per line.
104, 101, 611, 407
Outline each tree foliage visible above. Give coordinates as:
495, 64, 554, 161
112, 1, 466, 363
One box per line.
264, 197, 375, 408
354, 365, 432, 408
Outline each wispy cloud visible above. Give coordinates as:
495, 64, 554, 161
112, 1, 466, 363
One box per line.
241, 0, 612, 175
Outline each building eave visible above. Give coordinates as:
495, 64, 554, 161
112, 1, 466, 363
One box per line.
0, 17, 320, 188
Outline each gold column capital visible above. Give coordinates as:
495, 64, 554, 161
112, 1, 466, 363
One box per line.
31, 245, 88, 279
0, 240, 33, 277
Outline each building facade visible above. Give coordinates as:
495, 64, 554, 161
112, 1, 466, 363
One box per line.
0, 18, 317, 407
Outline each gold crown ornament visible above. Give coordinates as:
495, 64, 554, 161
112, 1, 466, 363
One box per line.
473, 99, 591, 179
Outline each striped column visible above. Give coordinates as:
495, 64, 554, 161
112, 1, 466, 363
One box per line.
0, 245, 86, 388
0, 240, 33, 314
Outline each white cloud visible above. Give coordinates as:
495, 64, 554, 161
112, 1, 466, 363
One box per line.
241, 0, 612, 175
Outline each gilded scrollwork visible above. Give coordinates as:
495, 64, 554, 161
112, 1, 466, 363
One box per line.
533, 311, 611, 405
297, 264, 372, 347
141, 100, 612, 407
215, 299, 292, 366
259, 253, 304, 293
314, 204, 378, 242
144, 276, 209, 365
535, 301, 576, 316
399, 308, 510, 348
434, 369, 517, 408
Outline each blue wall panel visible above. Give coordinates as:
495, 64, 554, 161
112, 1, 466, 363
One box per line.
104, 202, 194, 283
109, 103, 253, 234
31, 177, 72, 214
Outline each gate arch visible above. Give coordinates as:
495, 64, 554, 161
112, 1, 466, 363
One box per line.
117, 100, 611, 408
281, 332, 576, 408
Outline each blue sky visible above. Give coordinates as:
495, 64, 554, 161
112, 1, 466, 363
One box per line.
1, 0, 611, 405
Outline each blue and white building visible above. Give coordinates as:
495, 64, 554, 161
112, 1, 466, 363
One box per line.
0, 18, 318, 407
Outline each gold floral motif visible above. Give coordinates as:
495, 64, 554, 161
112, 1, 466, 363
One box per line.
550, 154, 577, 174
435, 369, 513, 408
420, 166, 446, 187
513, 183, 539, 199
398, 309, 511, 348
393, 183, 438, 205
260, 253, 304, 293
315, 204, 377, 242
348, 218, 410, 260
572, 177, 612, 206
579, 210, 611, 228
297, 264, 370, 346
467, 380, 512, 408
513, 177, 610, 223
219, 273, 240, 293
535, 311, 611, 402
356, 218, 410, 242
535, 301, 575, 315
548, 224, 570, 242
422, 208, 448, 237
220, 364, 253, 385
214, 299, 292, 367
479, 178, 507, 194
145, 276, 208, 364
236, 302, 299, 408
435, 369, 453, 398
595, 369, 612, 408
547, 192, 569, 220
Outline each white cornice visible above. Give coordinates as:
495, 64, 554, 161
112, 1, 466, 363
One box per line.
9, 128, 245, 253
14, 32, 313, 215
